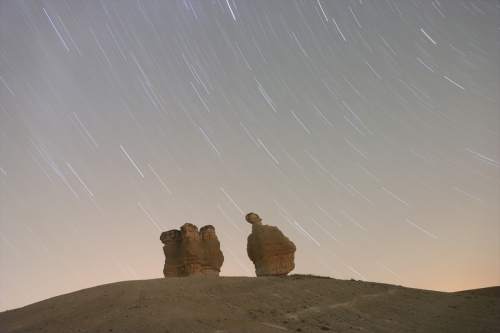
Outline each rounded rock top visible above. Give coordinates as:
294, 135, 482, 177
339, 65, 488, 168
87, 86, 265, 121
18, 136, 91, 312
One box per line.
245, 212, 263, 225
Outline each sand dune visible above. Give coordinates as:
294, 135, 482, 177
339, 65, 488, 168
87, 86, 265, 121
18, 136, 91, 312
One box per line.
1, 275, 498, 332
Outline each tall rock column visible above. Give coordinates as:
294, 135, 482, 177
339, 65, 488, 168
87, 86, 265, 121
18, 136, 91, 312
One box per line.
160, 223, 224, 277
245, 212, 296, 276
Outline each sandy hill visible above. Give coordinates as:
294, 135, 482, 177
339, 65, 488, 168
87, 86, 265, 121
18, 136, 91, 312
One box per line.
1, 275, 498, 332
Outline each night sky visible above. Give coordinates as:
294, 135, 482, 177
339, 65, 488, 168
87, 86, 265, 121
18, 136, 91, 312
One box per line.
1, 0, 498, 311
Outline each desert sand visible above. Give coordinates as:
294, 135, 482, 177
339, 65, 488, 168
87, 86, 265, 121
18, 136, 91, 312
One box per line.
0, 275, 498, 332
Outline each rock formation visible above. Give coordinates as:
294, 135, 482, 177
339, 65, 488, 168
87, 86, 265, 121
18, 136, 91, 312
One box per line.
160, 223, 224, 277
245, 212, 296, 276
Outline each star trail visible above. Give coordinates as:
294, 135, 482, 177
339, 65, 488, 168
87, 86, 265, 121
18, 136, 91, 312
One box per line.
0, 0, 498, 311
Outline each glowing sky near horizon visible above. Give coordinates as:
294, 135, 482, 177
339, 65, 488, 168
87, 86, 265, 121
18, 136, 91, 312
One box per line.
0, 0, 498, 311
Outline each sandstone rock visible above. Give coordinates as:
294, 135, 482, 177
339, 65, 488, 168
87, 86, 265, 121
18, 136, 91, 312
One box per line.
245, 212, 296, 276
160, 223, 224, 277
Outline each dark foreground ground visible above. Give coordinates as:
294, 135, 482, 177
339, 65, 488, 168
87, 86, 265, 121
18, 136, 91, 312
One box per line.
1, 275, 498, 332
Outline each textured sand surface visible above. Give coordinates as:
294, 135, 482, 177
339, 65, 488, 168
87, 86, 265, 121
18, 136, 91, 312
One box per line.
1, 275, 498, 332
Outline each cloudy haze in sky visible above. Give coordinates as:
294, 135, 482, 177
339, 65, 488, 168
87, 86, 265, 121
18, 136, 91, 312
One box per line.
0, 0, 498, 311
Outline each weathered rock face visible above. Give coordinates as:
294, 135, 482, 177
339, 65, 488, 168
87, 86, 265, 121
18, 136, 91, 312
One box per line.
160, 223, 224, 277
245, 212, 296, 276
